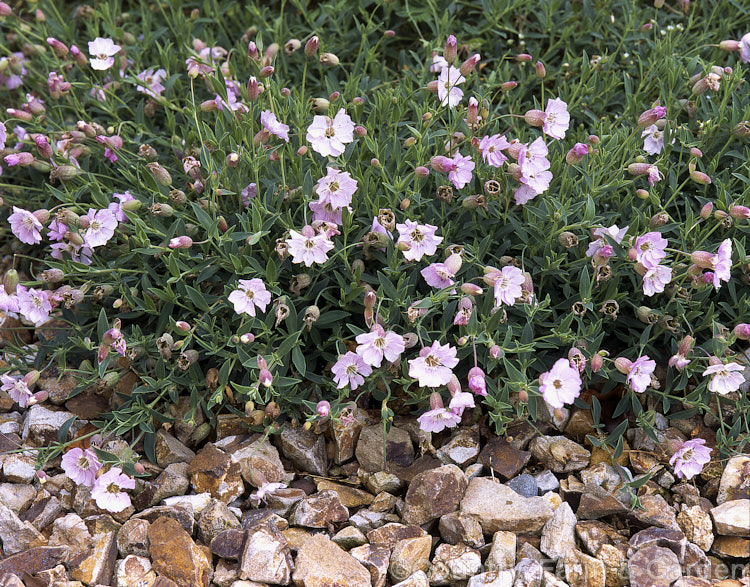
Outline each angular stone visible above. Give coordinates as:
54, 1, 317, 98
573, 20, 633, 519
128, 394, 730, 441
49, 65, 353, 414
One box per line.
438, 511, 485, 549
596, 543, 627, 587
564, 549, 606, 587
402, 464, 467, 525
34, 563, 68, 585
115, 554, 157, 587
117, 518, 150, 558
132, 504, 194, 535
21, 493, 64, 531
278, 425, 328, 476
350, 543, 390, 587
186, 444, 244, 504
154, 429, 196, 468
677, 505, 714, 552
162, 493, 212, 516
576, 484, 628, 520
389, 535, 432, 584
460, 477, 554, 534
370, 491, 398, 513
22, 405, 76, 446
437, 427, 480, 467
362, 470, 403, 494
292, 534, 371, 587
575, 520, 627, 556
466, 570, 516, 586
332, 525, 368, 549
69, 531, 118, 586
148, 516, 212, 587
671, 579, 712, 587
2, 453, 35, 483
241, 509, 289, 532
486, 530, 516, 572
0, 546, 68, 578
391, 455, 443, 484
628, 527, 687, 561
711, 536, 750, 559
717, 455, 750, 504
630, 494, 680, 530
710, 500, 750, 536
428, 543, 482, 585
540, 502, 577, 561
513, 557, 543, 587
229, 435, 286, 484
198, 499, 241, 544
134, 462, 190, 510
367, 522, 427, 549
210, 528, 246, 560
290, 490, 349, 528
356, 424, 414, 472
238, 523, 293, 584
682, 541, 710, 578
213, 559, 239, 587
265, 487, 306, 517
0, 501, 47, 554
349, 509, 391, 533
580, 462, 622, 493
478, 437, 531, 480
628, 545, 682, 587
49, 513, 92, 561
506, 473, 538, 498
392, 570, 430, 587
529, 435, 591, 473
0, 482, 37, 514
316, 480, 374, 508
331, 407, 369, 464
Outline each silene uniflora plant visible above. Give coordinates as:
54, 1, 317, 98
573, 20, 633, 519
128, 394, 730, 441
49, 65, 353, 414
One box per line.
0, 0, 748, 511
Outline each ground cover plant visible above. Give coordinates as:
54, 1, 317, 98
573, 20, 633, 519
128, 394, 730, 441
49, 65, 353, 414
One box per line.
0, 0, 748, 510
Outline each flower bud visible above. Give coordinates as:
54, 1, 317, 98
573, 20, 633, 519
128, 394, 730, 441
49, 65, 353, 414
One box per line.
719, 40, 741, 51
174, 320, 191, 334
468, 366, 487, 396
733, 324, 750, 340
311, 98, 329, 112
637, 105, 666, 127
524, 109, 546, 127
636, 189, 649, 200
247, 41, 260, 60
457, 336, 468, 345
566, 143, 589, 165
147, 162, 172, 186
489, 344, 502, 359
729, 205, 750, 220
690, 170, 711, 185
459, 53, 480, 76
535, 60, 546, 77
501, 81, 518, 91
415, 166, 429, 178
591, 352, 604, 372
461, 194, 487, 210
614, 357, 632, 374
150, 203, 174, 217
169, 236, 193, 249
354, 125, 367, 137
42, 268, 64, 283
0, 2, 11, 16
258, 65, 274, 78
316, 400, 330, 418
460, 283, 483, 295
515, 53, 532, 62
519, 389, 528, 403
46, 37, 69, 57
259, 367, 273, 387
444, 34, 457, 65
304, 36, 319, 58
3, 269, 18, 295
320, 52, 339, 66
444, 253, 463, 275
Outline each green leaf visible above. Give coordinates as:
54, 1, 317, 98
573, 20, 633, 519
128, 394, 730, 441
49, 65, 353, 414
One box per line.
144, 431, 157, 464
57, 416, 77, 443
186, 285, 210, 311
292, 346, 306, 376
97, 307, 108, 341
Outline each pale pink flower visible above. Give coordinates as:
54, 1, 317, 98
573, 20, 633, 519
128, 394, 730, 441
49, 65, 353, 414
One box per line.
306, 108, 355, 157
91, 467, 135, 513
228, 278, 271, 317
479, 134, 509, 167
8, 207, 43, 245
634, 232, 668, 268
88, 37, 121, 70
467, 366, 486, 396
543, 98, 570, 140
448, 153, 474, 189
430, 52, 449, 73
309, 199, 346, 224
492, 266, 525, 306
396, 220, 443, 262
0, 374, 33, 408
355, 324, 405, 368
669, 353, 690, 370
135, 68, 167, 98
331, 351, 372, 390
0, 121, 6, 150
669, 438, 712, 480
740, 33, 750, 63
421, 262, 456, 289
712, 239, 732, 289
249, 481, 288, 505
83, 208, 118, 248
647, 165, 661, 186
518, 137, 550, 174
453, 296, 473, 326
61, 447, 102, 486
642, 264, 672, 296
518, 166, 553, 198
0, 285, 19, 313
449, 391, 475, 415
641, 125, 666, 155
286, 225, 334, 266
16, 285, 52, 325
417, 393, 461, 433
316, 400, 331, 418
627, 355, 656, 393
437, 65, 465, 108
539, 358, 582, 409
260, 110, 290, 142
586, 225, 628, 258
315, 167, 358, 209
408, 340, 459, 388
702, 361, 745, 395
241, 183, 257, 207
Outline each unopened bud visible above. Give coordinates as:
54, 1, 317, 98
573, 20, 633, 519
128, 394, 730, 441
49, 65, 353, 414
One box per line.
699, 202, 713, 218
690, 169, 711, 185
636, 189, 650, 200
41, 268, 64, 283
444, 34, 457, 65
501, 81, 518, 91
591, 353, 604, 372
729, 205, 750, 219
515, 53, 532, 62
489, 344, 502, 359
304, 36, 319, 58
174, 320, 191, 333
733, 324, 750, 340
460, 283, 483, 295
364, 291, 377, 308
614, 357, 632, 374
147, 162, 172, 186
459, 54, 480, 76
3, 269, 19, 294
320, 52, 339, 66
524, 109, 546, 128
535, 60, 546, 77
258, 65, 274, 78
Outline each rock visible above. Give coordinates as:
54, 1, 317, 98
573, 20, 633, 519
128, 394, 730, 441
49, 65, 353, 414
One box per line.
711, 500, 750, 536
154, 429, 196, 468
367, 522, 427, 549
529, 436, 591, 473
506, 474, 538, 498
711, 536, 750, 559
162, 493, 212, 516
596, 543, 627, 587
132, 504, 194, 535
630, 494, 680, 530
332, 525, 368, 549
292, 534, 371, 587
2, 453, 35, 483
486, 530, 516, 572
575, 521, 627, 556
438, 511, 485, 549
134, 462, 190, 510
34, 563, 68, 585
213, 559, 239, 587
392, 570, 430, 587
370, 491, 398, 513
356, 424, 414, 472
388, 535, 432, 584
278, 425, 328, 476
20, 493, 64, 531
210, 527, 246, 560
564, 549, 606, 587
0, 482, 37, 514
21, 405, 75, 446
117, 518, 150, 557
49, 513, 92, 561
316, 480, 374, 509
402, 464, 467, 525
460, 477, 554, 534
349, 509, 391, 532
362, 470, 404, 494
0, 546, 68, 578
0, 501, 47, 554
467, 570, 516, 586
682, 541, 710, 578
717, 455, 750, 504
478, 437, 531, 480
198, 499, 241, 544
186, 444, 244, 504
69, 531, 118, 586
540, 502, 577, 561
330, 407, 369, 465
241, 509, 289, 532
627, 545, 682, 587
238, 522, 293, 584
265, 487, 306, 517
228, 435, 286, 484
428, 543, 482, 585
628, 527, 687, 561
512, 557, 543, 587
290, 490, 349, 528
677, 505, 714, 551
114, 554, 158, 587
437, 427, 481, 467
580, 462, 622, 493
350, 543, 391, 587
576, 484, 628, 520
670, 578, 712, 587
148, 516, 212, 587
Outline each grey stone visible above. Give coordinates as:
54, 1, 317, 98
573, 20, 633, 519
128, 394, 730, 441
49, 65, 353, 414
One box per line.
0, 482, 37, 514
69, 530, 118, 586
676, 505, 714, 552
350, 543, 390, 587
436, 427, 480, 467
506, 474, 538, 498
486, 530, 516, 572
540, 502, 577, 561
392, 570, 430, 587
332, 525, 368, 549
529, 435, 591, 473
155, 429, 196, 468
356, 424, 414, 472
22, 405, 76, 446
115, 554, 157, 587
0, 501, 46, 554
49, 513, 92, 561
117, 518, 150, 558
238, 523, 293, 584
388, 535, 432, 584
563, 549, 606, 587
428, 543, 482, 585
438, 511, 485, 549
278, 425, 328, 476
290, 490, 349, 528
627, 545, 682, 587
362, 470, 403, 494
331, 407, 369, 465
467, 570, 516, 587
533, 471, 559, 494
710, 499, 750, 536
229, 435, 287, 484
717, 455, 750, 504
402, 464, 467, 525
513, 557, 543, 587
198, 499, 241, 544
2, 453, 35, 483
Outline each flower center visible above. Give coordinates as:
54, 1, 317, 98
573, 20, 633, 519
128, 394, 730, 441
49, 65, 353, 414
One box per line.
374, 337, 386, 349
325, 127, 335, 138
304, 238, 315, 250
425, 354, 441, 368
107, 482, 120, 494
410, 229, 424, 243
244, 289, 254, 300
90, 219, 101, 231
328, 181, 339, 192
681, 449, 693, 461
553, 379, 563, 389
77, 456, 91, 470
345, 363, 358, 375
